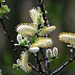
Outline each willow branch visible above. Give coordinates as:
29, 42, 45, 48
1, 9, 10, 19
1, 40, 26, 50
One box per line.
0, 19, 20, 54
28, 63, 40, 74
0, 19, 42, 74
50, 55, 75, 75
35, 53, 44, 74
40, 57, 56, 61
38, 0, 48, 26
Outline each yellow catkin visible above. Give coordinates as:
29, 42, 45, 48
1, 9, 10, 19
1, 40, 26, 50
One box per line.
31, 37, 53, 48
29, 7, 44, 25
59, 32, 75, 45
20, 51, 32, 72
16, 23, 37, 36
39, 26, 56, 36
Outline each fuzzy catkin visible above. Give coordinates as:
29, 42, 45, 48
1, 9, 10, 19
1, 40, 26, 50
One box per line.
39, 26, 56, 36
31, 37, 53, 48
20, 51, 32, 72
29, 8, 44, 25
59, 32, 75, 45
16, 24, 37, 36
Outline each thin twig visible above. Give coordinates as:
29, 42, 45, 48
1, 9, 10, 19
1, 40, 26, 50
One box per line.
40, 48, 45, 58
38, 0, 48, 26
35, 52, 44, 74
50, 55, 75, 75
0, 19, 19, 54
40, 57, 56, 61
45, 34, 51, 74
38, 0, 51, 74
28, 63, 39, 74
70, 48, 74, 58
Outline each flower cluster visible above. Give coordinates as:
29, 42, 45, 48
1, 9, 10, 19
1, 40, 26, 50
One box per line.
13, 7, 57, 72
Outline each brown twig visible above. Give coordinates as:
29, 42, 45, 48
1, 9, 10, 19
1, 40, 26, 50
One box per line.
0, 19, 19, 54
35, 52, 44, 75
45, 34, 51, 74
38, 0, 48, 26
40, 57, 56, 61
50, 55, 75, 75
70, 48, 74, 58
37, 0, 51, 74
40, 48, 45, 59
28, 63, 40, 74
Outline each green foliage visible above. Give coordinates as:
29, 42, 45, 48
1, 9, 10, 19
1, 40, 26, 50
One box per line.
0, 5, 10, 19
19, 38, 29, 46
13, 64, 20, 70
0, 0, 5, 3
37, 14, 42, 25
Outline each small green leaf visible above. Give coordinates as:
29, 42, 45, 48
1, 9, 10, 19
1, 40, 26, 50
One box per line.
0, 5, 10, 19
38, 7, 42, 13
13, 64, 20, 70
37, 14, 42, 25
31, 37, 36, 43
48, 58, 51, 62
0, 0, 5, 3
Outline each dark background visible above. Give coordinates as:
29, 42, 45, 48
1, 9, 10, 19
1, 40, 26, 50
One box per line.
0, 0, 75, 75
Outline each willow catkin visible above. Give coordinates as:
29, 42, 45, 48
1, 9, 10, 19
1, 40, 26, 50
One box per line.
39, 26, 56, 36
31, 37, 53, 48
29, 7, 44, 25
20, 51, 32, 72
59, 32, 75, 45
16, 23, 37, 36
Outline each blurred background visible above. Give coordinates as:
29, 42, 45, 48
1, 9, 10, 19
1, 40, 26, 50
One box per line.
0, 0, 75, 75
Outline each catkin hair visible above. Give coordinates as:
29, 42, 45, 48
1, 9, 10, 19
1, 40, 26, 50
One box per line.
31, 37, 53, 48
16, 23, 37, 36
59, 32, 75, 45
39, 26, 56, 36
20, 51, 32, 72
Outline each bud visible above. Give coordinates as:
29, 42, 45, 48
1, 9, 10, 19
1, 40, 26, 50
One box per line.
17, 34, 22, 44
53, 47, 58, 58
46, 49, 52, 58
28, 47, 39, 53
16, 59, 20, 65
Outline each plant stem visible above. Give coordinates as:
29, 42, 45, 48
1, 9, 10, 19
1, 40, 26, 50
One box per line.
38, 0, 48, 26
50, 55, 75, 75
28, 63, 40, 74
0, 19, 19, 54
45, 34, 51, 74
35, 52, 44, 75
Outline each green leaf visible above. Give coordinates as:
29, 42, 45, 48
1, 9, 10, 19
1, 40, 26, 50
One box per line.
0, 5, 10, 19
0, 0, 5, 3
38, 7, 42, 13
37, 14, 42, 25
13, 64, 20, 70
